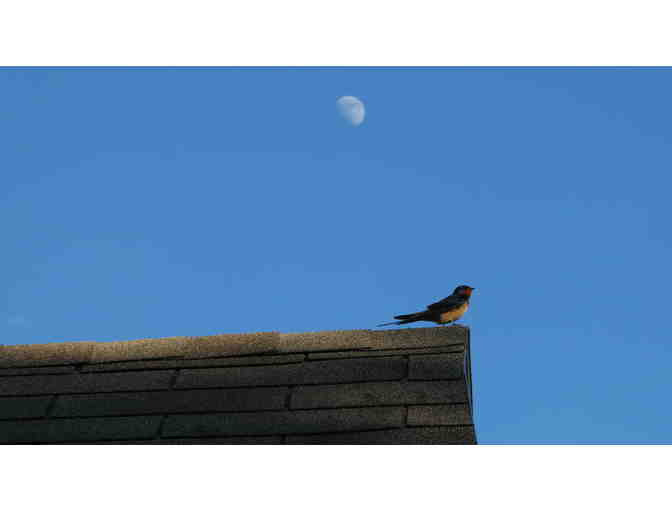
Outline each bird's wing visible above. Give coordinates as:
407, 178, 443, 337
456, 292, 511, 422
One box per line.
426, 294, 465, 311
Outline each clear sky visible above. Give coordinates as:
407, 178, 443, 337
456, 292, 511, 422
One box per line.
2, 67, 671, 444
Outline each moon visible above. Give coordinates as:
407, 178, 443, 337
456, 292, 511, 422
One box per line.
337, 96, 365, 126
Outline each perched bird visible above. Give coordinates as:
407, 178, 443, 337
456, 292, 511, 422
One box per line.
377, 285, 475, 327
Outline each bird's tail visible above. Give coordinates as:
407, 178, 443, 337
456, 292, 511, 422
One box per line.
376, 311, 427, 327
376, 321, 403, 327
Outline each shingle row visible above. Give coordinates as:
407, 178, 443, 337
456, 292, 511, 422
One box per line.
0, 353, 464, 396
0, 409, 475, 444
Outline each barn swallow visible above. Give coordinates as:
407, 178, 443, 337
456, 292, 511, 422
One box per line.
377, 285, 475, 327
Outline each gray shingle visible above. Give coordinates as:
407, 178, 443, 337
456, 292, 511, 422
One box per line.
89, 337, 189, 363
407, 404, 473, 426
0, 366, 77, 376
409, 353, 464, 380
86, 332, 281, 364
53, 387, 288, 417
291, 380, 469, 409
156, 436, 284, 444
58, 439, 165, 444
0, 416, 161, 444
278, 327, 466, 353
286, 426, 476, 444
0, 396, 52, 419
57, 436, 285, 444
162, 406, 405, 437
82, 354, 305, 373
0, 370, 173, 396
181, 332, 280, 359
307, 345, 464, 360
0, 342, 96, 368
175, 357, 406, 389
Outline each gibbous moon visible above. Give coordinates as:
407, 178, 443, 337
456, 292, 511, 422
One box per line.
337, 96, 365, 126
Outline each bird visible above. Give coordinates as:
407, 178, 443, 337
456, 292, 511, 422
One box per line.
377, 285, 475, 327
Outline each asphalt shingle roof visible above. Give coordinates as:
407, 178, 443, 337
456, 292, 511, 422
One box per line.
0, 327, 476, 444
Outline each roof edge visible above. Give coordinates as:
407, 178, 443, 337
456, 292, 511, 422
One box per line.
0, 326, 469, 368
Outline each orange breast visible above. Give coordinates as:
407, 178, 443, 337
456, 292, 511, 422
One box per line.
437, 302, 469, 324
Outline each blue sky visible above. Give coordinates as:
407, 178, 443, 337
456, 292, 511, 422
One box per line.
2, 67, 671, 444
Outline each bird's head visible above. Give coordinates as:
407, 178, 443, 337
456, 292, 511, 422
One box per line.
453, 285, 475, 297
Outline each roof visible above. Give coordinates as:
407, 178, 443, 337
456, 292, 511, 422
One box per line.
0, 326, 476, 444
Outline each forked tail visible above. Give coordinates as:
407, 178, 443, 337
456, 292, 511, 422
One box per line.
376, 311, 428, 327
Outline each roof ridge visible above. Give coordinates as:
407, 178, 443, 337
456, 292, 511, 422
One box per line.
0, 326, 468, 369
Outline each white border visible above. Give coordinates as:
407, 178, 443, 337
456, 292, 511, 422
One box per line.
1, 447, 668, 510
2, 1, 672, 65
